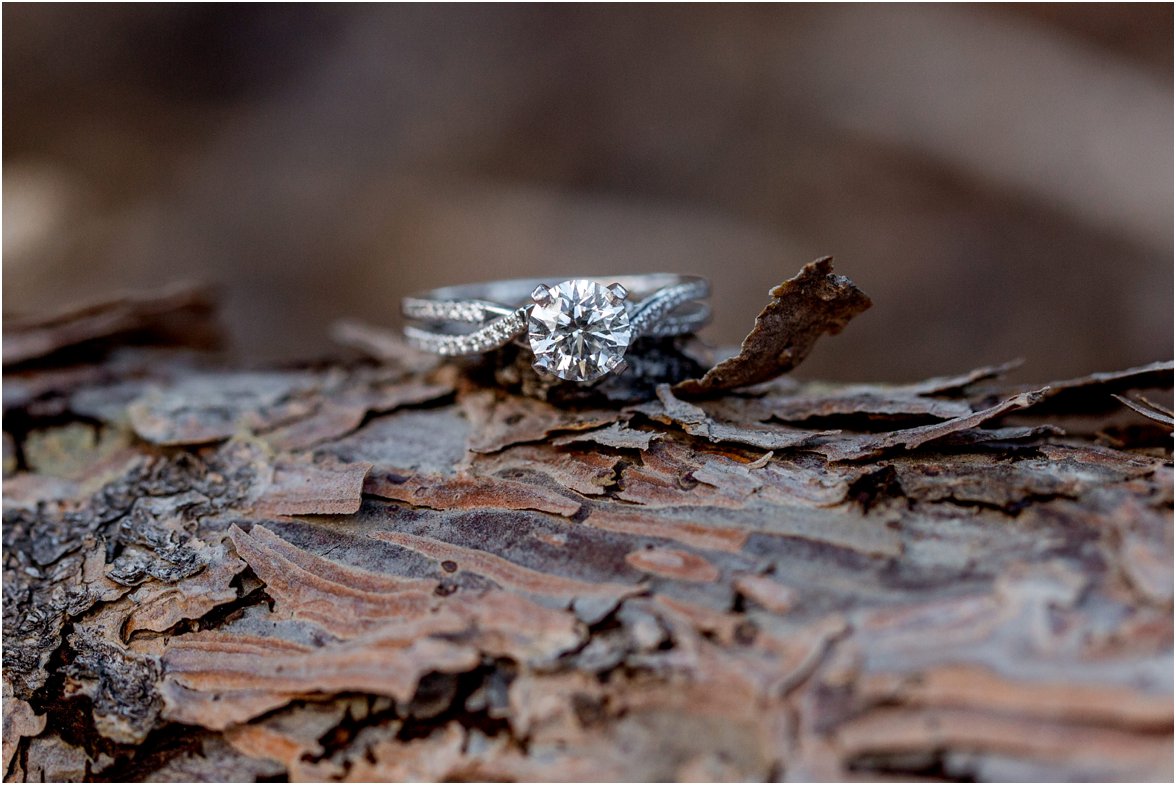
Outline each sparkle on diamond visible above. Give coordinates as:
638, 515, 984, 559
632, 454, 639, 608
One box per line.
528, 280, 633, 382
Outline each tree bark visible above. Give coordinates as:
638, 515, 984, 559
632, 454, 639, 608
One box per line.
3, 267, 1172, 782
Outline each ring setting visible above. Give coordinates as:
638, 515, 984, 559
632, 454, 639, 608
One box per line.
402, 274, 710, 384
527, 280, 633, 382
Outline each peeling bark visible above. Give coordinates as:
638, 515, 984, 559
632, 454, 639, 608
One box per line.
674, 257, 872, 395
3, 275, 1172, 782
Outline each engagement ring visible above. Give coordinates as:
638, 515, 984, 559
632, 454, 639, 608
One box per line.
402, 275, 711, 383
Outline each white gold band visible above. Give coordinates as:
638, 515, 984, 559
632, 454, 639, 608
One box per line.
401, 274, 710, 359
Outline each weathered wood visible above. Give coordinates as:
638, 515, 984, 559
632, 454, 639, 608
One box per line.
3, 266, 1172, 782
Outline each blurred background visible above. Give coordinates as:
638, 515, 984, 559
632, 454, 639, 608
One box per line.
3, 4, 1172, 382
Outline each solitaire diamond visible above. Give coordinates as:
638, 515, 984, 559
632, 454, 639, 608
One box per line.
528, 280, 633, 382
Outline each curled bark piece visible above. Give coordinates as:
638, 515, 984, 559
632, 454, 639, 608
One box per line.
364, 469, 582, 517
675, 257, 871, 395
161, 621, 483, 729
701, 387, 976, 429
697, 362, 1026, 428
470, 444, 622, 496
1013, 360, 1173, 414
227, 524, 440, 637
763, 392, 975, 424
3, 282, 218, 366
552, 423, 661, 450
813, 388, 1048, 461
251, 454, 372, 517
899, 359, 1026, 395
642, 384, 835, 451
462, 390, 625, 453
1113, 394, 1174, 427
123, 546, 246, 637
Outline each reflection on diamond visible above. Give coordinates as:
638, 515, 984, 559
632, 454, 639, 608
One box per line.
528, 280, 632, 382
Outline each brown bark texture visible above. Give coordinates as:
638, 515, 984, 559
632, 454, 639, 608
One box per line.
2, 261, 1173, 782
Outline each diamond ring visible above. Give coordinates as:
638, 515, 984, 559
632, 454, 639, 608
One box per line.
402, 275, 711, 383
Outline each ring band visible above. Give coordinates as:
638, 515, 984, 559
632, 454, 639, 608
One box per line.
402, 274, 711, 383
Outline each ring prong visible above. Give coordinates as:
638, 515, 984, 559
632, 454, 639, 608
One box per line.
531, 362, 557, 382
531, 284, 555, 306
612, 360, 629, 376
606, 282, 629, 303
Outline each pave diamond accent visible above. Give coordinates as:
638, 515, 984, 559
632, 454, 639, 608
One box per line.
401, 298, 514, 324
528, 280, 633, 382
403, 309, 527, 356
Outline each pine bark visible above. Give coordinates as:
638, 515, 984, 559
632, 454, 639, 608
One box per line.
3, 265, 1172, 782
